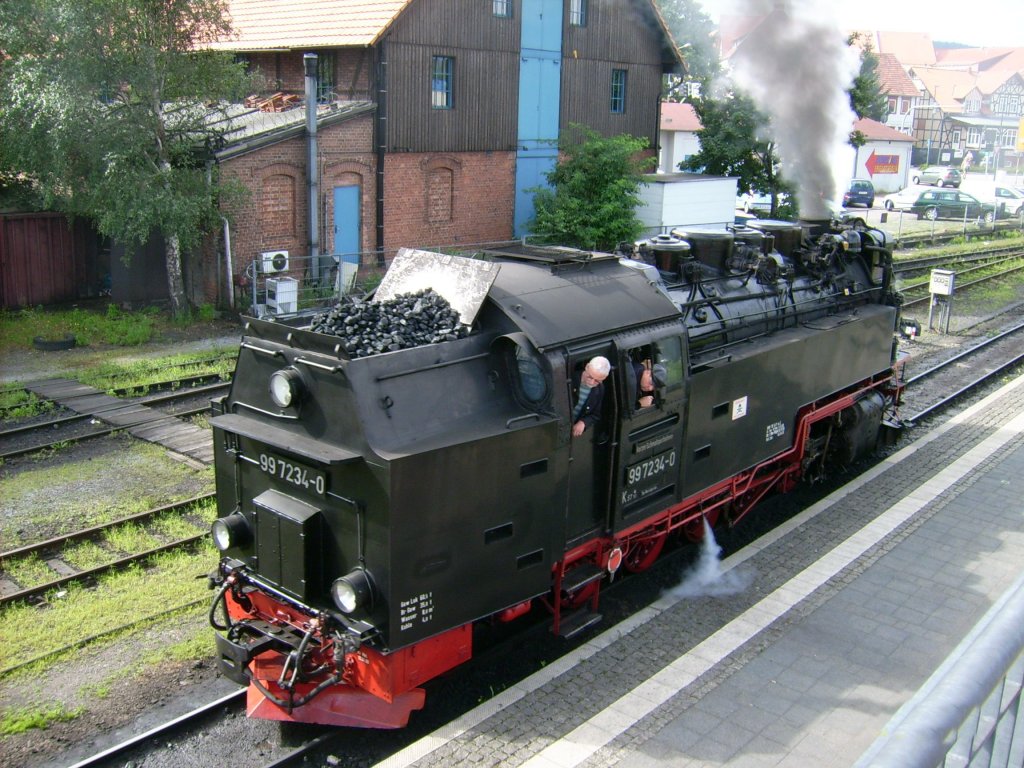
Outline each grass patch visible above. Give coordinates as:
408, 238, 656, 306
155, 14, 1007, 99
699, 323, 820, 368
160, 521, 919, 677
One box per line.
0, 390, 57, 421
103, 523, 162, 555
0, 306, 158, 351
152, 506, 216, 540
1, 554, 55, 590
61, 540, 113, 572
76, 350, 235, 393
0, 439, 213, 549
147, 626, 214, 665
189, 413, 212, 430
0, 548, 216, 674
0, 702, 83, 736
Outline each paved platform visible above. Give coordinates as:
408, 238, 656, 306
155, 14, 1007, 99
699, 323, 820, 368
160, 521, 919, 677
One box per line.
377, 372, 1024, 768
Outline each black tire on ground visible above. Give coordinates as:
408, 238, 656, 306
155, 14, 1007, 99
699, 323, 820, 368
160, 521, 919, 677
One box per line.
32, 333, 77, 351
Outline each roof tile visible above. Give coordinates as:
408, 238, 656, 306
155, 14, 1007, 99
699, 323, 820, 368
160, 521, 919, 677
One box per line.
208, 0, 412, 50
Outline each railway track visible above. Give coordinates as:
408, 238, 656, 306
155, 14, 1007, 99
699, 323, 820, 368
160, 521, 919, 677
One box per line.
0, 359, 233, 420
0, 493, 215, 608
62, 690, 246, 768
892, 245, 1024, 277
900, 320, 1024, 424
891, 219, 1024, 248
899, 255, 1024, 310
0, 380, 227, 461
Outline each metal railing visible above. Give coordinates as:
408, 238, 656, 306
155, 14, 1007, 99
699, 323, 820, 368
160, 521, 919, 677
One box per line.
856, 570, 1024, 767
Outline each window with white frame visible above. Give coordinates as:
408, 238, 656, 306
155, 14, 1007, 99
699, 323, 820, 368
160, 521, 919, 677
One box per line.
570, 0, 587, 26
967, 127, 982, 146
611, 69, 626, 114
432, 56, 453, 109
493, 0, 511, 18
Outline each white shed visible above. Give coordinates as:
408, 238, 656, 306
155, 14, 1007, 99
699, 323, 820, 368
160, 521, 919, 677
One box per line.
636, 173, 739, 236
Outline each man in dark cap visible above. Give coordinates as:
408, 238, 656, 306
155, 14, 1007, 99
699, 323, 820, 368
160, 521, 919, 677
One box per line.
634, 360, 667, 409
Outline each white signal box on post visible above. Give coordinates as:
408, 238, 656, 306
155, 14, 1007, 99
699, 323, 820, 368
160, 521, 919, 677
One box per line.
929, 269, 955, 296
928, 269, 955, 333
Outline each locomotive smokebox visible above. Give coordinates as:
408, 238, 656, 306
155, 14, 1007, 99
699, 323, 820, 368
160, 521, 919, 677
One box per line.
645, 233, 691, 274
670, 228, 733, 272
747, 219, 803, 258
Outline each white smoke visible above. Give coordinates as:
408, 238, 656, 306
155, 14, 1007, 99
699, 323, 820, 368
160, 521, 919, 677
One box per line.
722, 0, 861, 218
667, 518, 753, 598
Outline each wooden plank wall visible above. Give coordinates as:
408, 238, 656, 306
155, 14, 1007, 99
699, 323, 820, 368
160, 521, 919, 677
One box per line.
0, 214, 97, 309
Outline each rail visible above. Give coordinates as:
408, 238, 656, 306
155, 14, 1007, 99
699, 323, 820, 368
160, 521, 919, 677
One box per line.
856, 570, 1024, 767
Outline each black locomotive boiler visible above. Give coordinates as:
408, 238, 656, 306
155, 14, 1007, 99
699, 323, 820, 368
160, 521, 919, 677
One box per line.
208, 218, 903, 728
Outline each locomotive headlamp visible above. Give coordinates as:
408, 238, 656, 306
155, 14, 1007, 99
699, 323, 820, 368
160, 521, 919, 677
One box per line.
211, 514, 251, 551
269, 367, 305, 409
331, 569, 373, 614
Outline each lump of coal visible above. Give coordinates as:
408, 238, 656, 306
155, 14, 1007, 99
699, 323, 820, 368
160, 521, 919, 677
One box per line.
310, 288, 469, 358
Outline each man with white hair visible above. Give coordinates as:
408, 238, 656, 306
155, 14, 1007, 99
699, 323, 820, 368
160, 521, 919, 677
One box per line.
570, 356, 610, 437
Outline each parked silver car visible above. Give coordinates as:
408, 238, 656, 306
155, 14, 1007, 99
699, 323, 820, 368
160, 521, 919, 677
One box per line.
917, 166, 962, 188
882, 185, 929, 212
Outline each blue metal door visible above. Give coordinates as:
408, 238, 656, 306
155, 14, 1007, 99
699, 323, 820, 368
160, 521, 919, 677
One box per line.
333, 185, 361, 256
333, 185, 361, 293
515, 0, 562, 236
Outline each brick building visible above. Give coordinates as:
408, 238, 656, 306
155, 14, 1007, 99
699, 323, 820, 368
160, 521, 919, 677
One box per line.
202, 0, 682, 309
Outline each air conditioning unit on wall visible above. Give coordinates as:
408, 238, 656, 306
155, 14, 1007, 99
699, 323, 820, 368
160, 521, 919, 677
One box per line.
260, 250, 289, 273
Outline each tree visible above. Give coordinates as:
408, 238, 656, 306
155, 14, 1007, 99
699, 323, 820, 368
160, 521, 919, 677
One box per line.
529, 125, 655, 251
0, 0, 250, 317
848, 34, 888, 123
685, 92, 792, 218
656, 0, 721, 100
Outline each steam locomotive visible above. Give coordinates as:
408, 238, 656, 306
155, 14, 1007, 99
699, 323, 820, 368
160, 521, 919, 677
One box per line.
208, 217, 903, 728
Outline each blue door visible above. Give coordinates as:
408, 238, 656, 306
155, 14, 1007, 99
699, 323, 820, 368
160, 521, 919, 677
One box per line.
515, 0, 562, 237
333, 185, 361, 293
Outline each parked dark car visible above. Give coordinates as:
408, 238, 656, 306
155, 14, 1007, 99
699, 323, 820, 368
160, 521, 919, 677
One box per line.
842, 179, 875, 208
910, 189, 995, 223
917, 166, 961, 187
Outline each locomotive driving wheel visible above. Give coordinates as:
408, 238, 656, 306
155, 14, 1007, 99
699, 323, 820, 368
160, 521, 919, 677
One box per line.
623, 530, 668, 573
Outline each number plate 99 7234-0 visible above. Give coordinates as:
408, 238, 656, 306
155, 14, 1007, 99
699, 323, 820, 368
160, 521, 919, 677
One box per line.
257, 452, 327, 495
625, 449, 677, 487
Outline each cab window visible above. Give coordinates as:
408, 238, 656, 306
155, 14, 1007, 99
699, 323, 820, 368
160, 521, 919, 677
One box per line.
513, 343, 548, 406
624, 336, 683, 412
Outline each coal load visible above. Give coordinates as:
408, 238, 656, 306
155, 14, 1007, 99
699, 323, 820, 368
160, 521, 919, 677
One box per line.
311, 288, 469, 358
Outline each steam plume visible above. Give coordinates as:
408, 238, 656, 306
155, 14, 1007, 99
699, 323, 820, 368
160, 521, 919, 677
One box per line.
727, 0, 860, 218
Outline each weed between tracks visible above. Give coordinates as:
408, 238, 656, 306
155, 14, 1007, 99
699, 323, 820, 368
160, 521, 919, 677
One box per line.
2, 503, 216, 590
0, 548, 216, 677
0, 439, 213, 549
0, 392, 55, 420
79, 351, 236, 394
